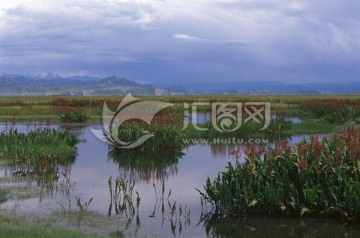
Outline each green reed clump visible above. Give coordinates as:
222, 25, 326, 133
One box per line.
110, 118, 184, 151
0, 128, 79, 175
268, 110, 293, 134
58, 110, 90, 123
200, 127, 360, 223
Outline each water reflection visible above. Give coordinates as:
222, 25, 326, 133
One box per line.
198, 213, 359, 238
59, 124, 87, 138
0, 163, 76, 207
108, 149, 184, 182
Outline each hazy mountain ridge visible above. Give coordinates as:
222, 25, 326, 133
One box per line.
0, 73, 359, 96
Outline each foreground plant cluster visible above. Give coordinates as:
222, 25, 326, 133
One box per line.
0, 128, 79, 175
200, 127, 360, 223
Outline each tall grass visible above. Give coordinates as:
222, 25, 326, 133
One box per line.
200, 128, 360, 223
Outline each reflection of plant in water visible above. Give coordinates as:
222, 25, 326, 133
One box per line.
151, 180, 191, 237
59, 124, 87, 139
108, 149, 184, 182
107, 177, 191, 236
53, 179, 76, 196
10, 162, 76, 197
198, 213, 359, 238
108, 177, 139, 219
59, 195, 93, 214
75, 196, 93, 213
108, 176, 141, 235
40, 164, 76, 195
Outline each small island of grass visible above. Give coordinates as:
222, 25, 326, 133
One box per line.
0, 128, 79, 175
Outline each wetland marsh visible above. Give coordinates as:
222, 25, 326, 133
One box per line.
0, 96, 360, 237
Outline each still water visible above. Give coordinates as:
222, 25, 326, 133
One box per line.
0, 123, 359, 237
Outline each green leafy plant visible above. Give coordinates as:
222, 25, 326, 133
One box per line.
200, 127, 360, 224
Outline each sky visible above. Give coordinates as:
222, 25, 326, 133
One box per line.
0, 0, 359, 86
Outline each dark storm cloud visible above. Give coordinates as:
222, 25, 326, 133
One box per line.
0, 0, 359, 84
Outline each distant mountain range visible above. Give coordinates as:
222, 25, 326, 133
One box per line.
0, 73, 359, 96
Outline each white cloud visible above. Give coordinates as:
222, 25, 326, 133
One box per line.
173, 33, 253, 45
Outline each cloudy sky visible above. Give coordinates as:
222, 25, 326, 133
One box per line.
0, 0, 359, 86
